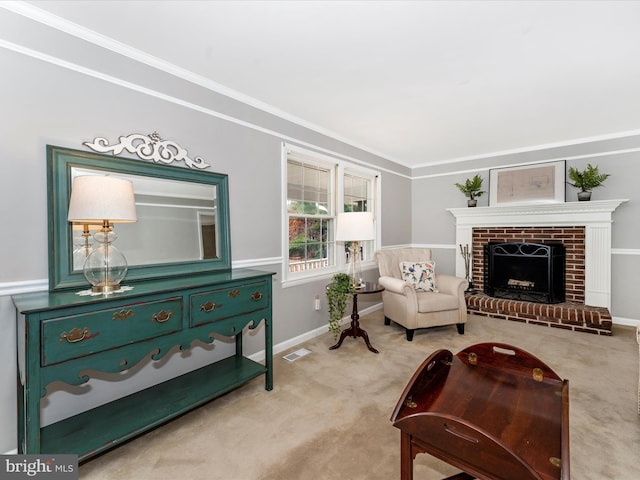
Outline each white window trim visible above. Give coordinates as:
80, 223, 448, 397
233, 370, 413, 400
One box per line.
281, 143, 381, 288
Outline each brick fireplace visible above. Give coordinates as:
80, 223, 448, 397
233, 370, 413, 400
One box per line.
473, 226, 584, 303
448, 200, 626, 335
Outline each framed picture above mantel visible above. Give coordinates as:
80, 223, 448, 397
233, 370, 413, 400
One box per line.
489, 160, 565, 206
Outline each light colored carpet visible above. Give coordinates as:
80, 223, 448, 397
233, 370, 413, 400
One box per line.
79, 311, 640, 480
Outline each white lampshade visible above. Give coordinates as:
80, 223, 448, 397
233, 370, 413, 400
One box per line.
68, 175, 137, 223
67, 175, 136, 293
335, 212, 375, 242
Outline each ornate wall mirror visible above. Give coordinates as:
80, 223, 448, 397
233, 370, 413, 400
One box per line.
48, 145, 231, 291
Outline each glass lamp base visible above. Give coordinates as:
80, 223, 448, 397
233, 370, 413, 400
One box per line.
347, 243, 364, 288
91, 282, 123, 293
83, 229, 128, 294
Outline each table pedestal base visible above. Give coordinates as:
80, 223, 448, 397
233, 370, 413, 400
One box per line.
329, 321, 379, 354
329, 288, 379, 354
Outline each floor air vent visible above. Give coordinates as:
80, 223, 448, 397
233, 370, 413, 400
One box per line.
283, 348, 311, 362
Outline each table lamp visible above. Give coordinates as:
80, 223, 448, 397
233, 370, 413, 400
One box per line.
68, 175, 137, 293
335, 211, 375, 288
72, 223, 100, 267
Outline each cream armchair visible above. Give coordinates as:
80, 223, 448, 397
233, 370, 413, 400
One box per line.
375, 248, 468, 341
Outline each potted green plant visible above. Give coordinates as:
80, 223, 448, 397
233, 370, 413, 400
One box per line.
326, 273, 355, 339
567, 163, 610, 201
454, 174, 485, 207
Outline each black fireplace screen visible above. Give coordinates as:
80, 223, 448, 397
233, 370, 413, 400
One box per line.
484, 242, 565, 303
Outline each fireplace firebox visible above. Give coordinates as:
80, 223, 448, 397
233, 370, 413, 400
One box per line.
484, 242, 565, 304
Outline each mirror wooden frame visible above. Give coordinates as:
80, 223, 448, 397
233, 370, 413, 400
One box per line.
47, 145, 231, 291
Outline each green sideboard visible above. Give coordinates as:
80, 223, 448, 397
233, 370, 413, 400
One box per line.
12, 269, 274, 461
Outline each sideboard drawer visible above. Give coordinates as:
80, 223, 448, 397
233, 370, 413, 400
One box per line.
42, 297, 183, 366
190, 281, 269, 327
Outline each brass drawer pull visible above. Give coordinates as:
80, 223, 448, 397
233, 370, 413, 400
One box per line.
60, 327, 91, 343
250, 291, 263, 301
200, 301, 222, 312
228, 289, 240, 298
152, 310, 173, 323
113, 309, 134, 321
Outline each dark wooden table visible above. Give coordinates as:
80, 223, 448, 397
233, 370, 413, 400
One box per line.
391, 343, 570, 480
329, 282, 383, 354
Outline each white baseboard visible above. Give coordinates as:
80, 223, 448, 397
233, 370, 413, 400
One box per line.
245, 305, 639, 364
248, 303, 383, 363
2, 449, 17, 455
612, 316, 640, 327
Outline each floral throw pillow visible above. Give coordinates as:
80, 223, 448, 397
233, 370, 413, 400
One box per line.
400, 261, 438, 292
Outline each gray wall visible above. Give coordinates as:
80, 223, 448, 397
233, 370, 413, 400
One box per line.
0, 10, 410, 452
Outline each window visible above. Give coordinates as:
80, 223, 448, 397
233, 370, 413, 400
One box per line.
286, 158, 333, 274
344, 172, 370, 212
283, 144, 379, 285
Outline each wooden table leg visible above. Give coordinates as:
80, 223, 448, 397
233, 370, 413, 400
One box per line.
400, 432, 414, 480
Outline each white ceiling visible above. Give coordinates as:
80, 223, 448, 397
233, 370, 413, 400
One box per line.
24, 0, 640, 168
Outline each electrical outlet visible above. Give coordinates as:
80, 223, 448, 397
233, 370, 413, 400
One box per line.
314, 294, 321, 311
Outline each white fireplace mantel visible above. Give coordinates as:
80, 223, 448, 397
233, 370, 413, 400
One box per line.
447, 199, 628, 309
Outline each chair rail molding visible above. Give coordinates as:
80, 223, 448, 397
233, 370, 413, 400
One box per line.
447, 199, 628, 310
0, 279, 49, 297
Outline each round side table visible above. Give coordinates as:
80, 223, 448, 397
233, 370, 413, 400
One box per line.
329, 282, 384, 354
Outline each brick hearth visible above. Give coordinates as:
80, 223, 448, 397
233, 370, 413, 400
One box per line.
465, 292, 612, 335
